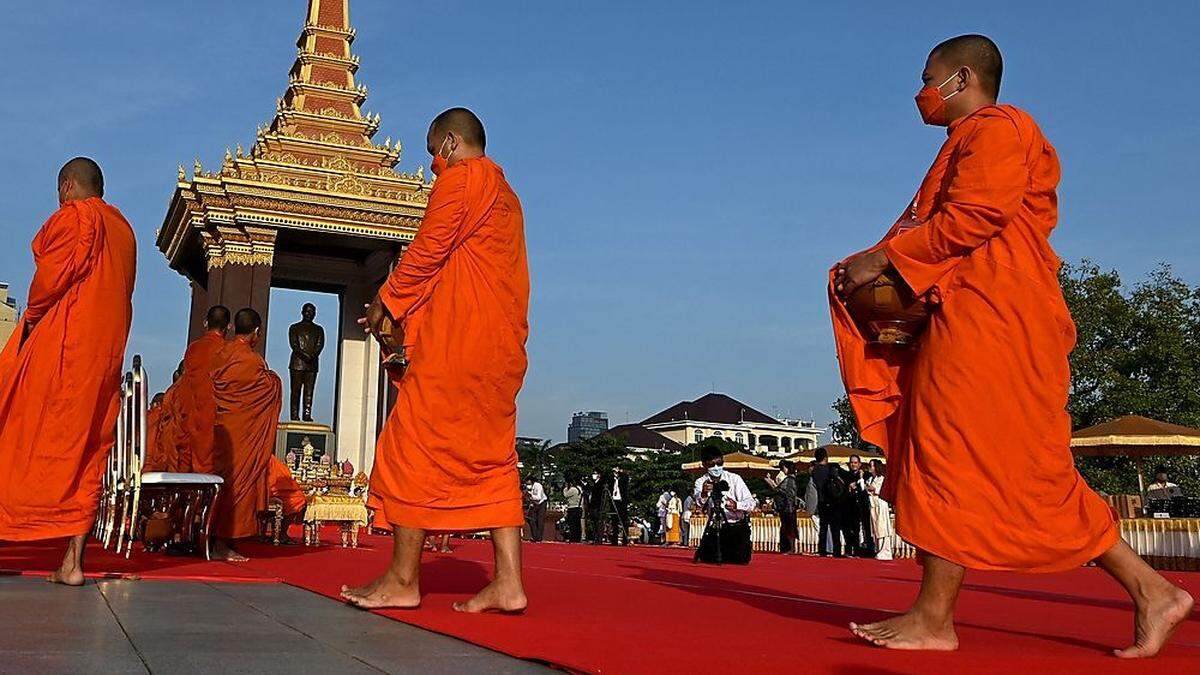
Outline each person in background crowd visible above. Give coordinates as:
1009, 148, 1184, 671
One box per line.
766, 460, 800, 554
844, 455, 873, 557
656, 489, 672, 541
562, 475, 584, 543
665, 489, 683, 546
681, 492, 695, 548
609, 467, 631, 546
525, 479, 548, 543
867, 459, 894, 560
423, 533, 452, 553
586, 470, 605, 544
693, 447, 757, 564
1146, 466, 1184, 500
811, 448, 844, 557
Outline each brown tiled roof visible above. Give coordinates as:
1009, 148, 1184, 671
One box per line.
642, 393, 778, 426
600, 424, 685, 452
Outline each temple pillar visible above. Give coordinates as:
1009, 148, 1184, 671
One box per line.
335, 280, 383, 475
202, 226, 277, 355
187, 278, 209, 343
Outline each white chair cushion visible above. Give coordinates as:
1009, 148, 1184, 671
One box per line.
141, 472, 224, 485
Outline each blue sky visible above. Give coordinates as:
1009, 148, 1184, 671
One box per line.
2, 1, 1197, 442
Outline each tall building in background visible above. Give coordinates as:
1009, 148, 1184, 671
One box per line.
0, 283, 18, 347
568, 411, 609, 443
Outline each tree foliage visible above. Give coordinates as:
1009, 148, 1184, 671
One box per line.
1061, 261, 1200, 494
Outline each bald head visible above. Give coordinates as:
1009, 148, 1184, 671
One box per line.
205, 305, 231, 332
430, 107, 486, 150
930, 34, 1002, 99
57, 157, 104, 204
233, 308, 262, 336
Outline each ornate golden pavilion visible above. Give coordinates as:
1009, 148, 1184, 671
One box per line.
156, 0, 425, 473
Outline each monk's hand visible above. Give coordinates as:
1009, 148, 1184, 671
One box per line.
360, 297, 386, 337
837, 249, 890, 298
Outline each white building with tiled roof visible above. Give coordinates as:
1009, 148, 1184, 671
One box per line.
641, 393, 824, 458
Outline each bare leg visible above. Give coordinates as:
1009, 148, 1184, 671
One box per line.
850, 552, 960, 650
47, 534, 86, 586
439, 533, 452, 553
454, 526, 528, 614
211, 539, 249, 562
341, 526, 422, 609
1096, 539, 1194, 658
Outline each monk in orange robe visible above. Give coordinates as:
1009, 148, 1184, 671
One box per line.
209, 308, 284, 561
343, 108, 529, 613
175, 306, 230, 474
832, 35, 1193, 656
142, 392, 176, 473
268, 455, 308, 543
0, 158, 137, 585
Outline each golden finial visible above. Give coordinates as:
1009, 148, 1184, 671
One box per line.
384, 136, 391, 148
236, 143, 244, 158
178, 165, 186, 181
194, 158, 203, 174
416, 166, 425, 181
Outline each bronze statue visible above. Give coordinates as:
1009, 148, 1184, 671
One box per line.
288, 303, 325, 421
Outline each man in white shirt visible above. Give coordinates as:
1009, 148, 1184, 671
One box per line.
1146, 466, 1184, 501
525, 480, 548, 542
693, 447, 757, 564
656, 490, 672, 540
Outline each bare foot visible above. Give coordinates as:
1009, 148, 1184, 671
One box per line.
850, 612, 958, 651
340, 575, 385, 601
211, 541, 249, 562
453, 576, 528, 614
343, 572, 420, 610
47, 566, 85, 587
1113, 584, 1194, 658
439, 546, 452, 554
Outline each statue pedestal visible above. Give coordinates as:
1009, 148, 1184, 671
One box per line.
276, 420, 336, 466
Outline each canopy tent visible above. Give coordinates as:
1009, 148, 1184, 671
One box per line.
783, 444, 885, 464
681, 451, 778, 476
1071, 415, 1200, 494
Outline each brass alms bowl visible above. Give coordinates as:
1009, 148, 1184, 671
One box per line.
845, 269, 930, 345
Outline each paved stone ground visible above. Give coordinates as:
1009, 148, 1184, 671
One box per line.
0, 577, 548, 674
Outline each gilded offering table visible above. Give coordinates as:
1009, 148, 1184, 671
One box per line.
304, 495, 370, 548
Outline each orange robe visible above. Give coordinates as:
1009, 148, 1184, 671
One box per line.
175, 331, 225, 474
142, 392, 182, 473
268, 456, 307, 516
371, 156, 529, 530
211, 339, 282, 539
0, 197, 137, 540
830, 105, 1118, 572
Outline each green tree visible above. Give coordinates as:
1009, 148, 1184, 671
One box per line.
1061, 261, 1200, 494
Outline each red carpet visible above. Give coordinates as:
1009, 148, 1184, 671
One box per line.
4, 533, 1199, 674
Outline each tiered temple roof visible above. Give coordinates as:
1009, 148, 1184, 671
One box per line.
158, 0, 428, 279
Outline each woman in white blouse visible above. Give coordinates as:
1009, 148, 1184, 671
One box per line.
866, 459, 894, 560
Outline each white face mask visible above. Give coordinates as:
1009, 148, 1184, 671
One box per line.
707, 465, 724, 479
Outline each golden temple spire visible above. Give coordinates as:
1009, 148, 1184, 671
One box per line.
260, 0, 402, 170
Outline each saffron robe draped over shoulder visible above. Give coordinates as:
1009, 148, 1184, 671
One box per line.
143, 391, 182, 473
829, 105, 1118, 572
0, 197, 137, 540
175, 331, 225, 474
371, 156, 529, 530
211, 339, 283, 540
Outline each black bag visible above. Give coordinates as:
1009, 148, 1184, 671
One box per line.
824, 472, 847, 503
